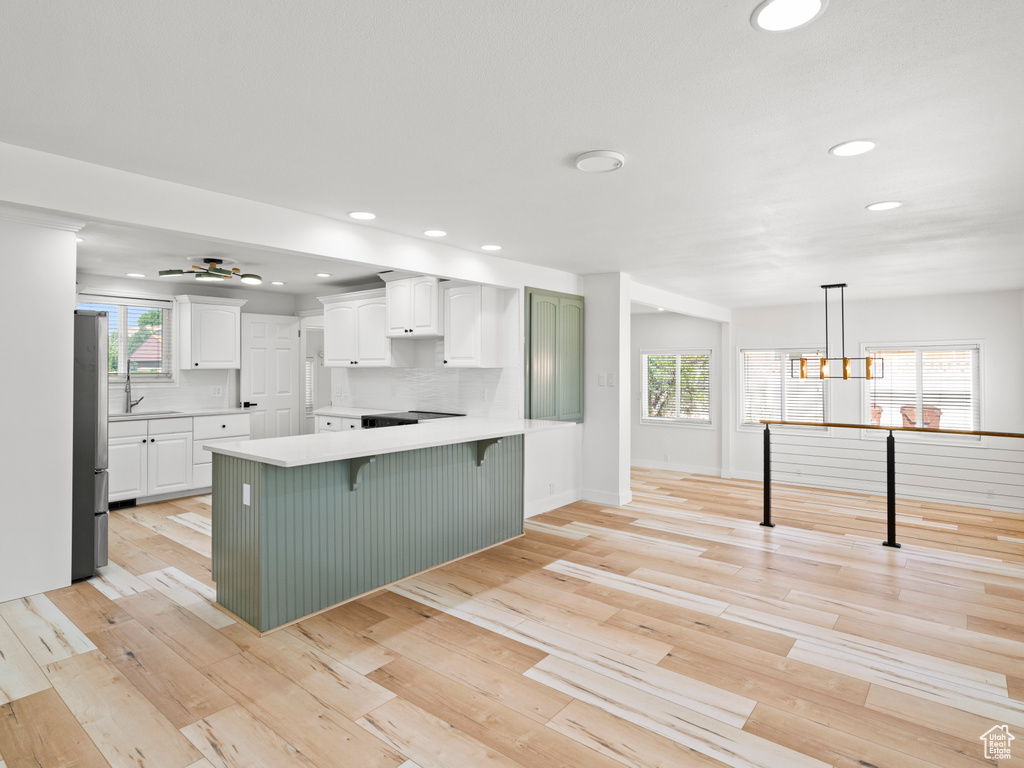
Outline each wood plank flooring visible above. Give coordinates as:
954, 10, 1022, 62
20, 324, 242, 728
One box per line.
3, 473, 1024, 766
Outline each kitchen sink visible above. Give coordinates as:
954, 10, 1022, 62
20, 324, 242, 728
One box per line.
110, 410, 181, 419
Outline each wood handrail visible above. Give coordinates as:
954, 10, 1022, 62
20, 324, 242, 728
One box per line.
759, 420, 1024, 440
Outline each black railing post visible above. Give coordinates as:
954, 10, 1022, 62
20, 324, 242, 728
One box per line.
883, 430, 901, 548
761, 424, 775, 527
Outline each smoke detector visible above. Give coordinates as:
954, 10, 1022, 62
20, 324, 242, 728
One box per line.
575, 150, 625, 173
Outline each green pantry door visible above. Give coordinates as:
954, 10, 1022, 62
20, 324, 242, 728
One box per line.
525, 288, 584, 422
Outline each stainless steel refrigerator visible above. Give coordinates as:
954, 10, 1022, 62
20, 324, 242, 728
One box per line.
72, 310, 109, 580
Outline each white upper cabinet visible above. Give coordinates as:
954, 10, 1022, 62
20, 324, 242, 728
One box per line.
443, 284, 503, 368
320, 289, 392, 367
176, 295, 247, 369
385, 275, 441, 337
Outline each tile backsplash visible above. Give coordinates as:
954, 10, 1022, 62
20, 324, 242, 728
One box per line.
332, 340, 522, 418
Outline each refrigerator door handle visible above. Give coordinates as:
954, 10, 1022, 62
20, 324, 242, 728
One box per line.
95, 469, 109, 514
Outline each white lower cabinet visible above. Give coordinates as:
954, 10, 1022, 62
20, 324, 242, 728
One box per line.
315, 415, 361, 433
108, 418, 193, 501
108, 413, 251, 502
108, 426, 149, 500
147, 432, 192, 495
192, 413, 251, 488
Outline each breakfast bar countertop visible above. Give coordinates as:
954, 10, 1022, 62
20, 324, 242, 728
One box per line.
205, 417, 575, 468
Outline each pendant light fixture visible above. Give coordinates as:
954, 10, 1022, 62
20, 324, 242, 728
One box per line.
159, 258, 262, 285
792, 284, 883, 380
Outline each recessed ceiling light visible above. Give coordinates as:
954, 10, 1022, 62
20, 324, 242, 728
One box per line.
575, 150, 625, 173
76, 237, 85, 243
829, 139, 876, 157
126, 273, 146, 278
657, 307, 665, 311
271, 281, 285, 286
348, 211, 376, 220
423, 230, 447, 237
866, 201, 903, 211
316, 273, 332, 278
481, 244, 502, 251
751, 0, 827, 31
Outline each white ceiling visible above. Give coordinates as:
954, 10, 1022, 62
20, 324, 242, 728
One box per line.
75, 222, 383, 295
3, 1, 1023, 307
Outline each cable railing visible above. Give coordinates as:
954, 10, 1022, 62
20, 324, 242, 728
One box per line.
760, 420, 1024, 548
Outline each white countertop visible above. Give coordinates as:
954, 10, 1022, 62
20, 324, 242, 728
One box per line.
109, 407, 251, 422
312, 406, 393, 418
206, 417, 577, 467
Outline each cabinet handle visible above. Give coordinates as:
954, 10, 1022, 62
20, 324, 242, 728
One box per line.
327, 421, 332, 426
222, 424, 226, 429
443, 360, 448, 364
194, 363, 199, 367
141, 438, 146, 443
150, 438, 155, 443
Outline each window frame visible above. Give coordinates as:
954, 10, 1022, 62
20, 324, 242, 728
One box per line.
860, 340, 983, 443
639, 348, 713, 428
738, 347, 829, 432
77, 291, 176, 383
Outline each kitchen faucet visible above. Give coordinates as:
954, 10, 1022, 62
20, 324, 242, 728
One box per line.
125, 369, 144, 413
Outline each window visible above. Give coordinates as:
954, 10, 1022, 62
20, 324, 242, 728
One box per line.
77, 294, 174, 380
741, 349, 826, 426
305, 358, 316, 414
865, 344, 980, 433
642, 350, 711, 425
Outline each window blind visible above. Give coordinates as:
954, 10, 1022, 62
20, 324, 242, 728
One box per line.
304, 358, 316, 414
742, 349, 825, 426
642, 350, 711, 424
77, 294, 174, 380
866, 345, 979, 432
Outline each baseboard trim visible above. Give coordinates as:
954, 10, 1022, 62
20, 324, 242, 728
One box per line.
632, 459, 723, 476
525, 489, 582, 519
581, 488, 633, 506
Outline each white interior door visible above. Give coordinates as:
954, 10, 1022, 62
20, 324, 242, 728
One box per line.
240, 314, 301, 440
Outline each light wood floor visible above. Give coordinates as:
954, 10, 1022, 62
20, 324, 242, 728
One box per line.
2, 470, 1024, 767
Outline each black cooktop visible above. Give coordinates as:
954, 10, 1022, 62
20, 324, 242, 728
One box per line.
379, 410, 464, 420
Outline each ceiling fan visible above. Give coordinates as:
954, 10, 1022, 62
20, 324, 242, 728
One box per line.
159, 257, 262, 285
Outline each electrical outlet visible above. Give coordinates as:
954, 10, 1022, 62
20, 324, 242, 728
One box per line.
548, 482, 555, 495
211, 385, 223, 397
598, 374, 607, 386
333, 384, 343, 397
607, 373, 616, 387
481, 389, 487, 400
663, 453, 669, 461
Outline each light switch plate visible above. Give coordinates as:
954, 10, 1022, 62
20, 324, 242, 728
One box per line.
242, 483, 251, 506
598, 374, 607, 386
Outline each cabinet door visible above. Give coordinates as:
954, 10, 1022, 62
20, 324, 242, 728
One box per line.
385, 279, 412, 336
527, 291, 559, 419
443, 285, 481, 367
323, 301, 358, 366
355, 296, 391, 366
557, 296, 585, 421
409, 276, 440, 335
147, 433, 192, 495
108, 435, 148, 501
526, 288, 584, 423
191, 304, 241, 368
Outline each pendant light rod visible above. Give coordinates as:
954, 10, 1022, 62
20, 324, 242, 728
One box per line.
821, 283, 847, 359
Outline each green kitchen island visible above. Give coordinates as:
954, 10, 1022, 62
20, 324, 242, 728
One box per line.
205, 418, 565, 632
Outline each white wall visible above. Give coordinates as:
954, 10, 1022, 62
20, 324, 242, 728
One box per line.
582, 273, 632, 505
731, 289, 1024, 479
630, 289, 1024, 512
0, 216, 77, 601
631, 311, 723, 475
